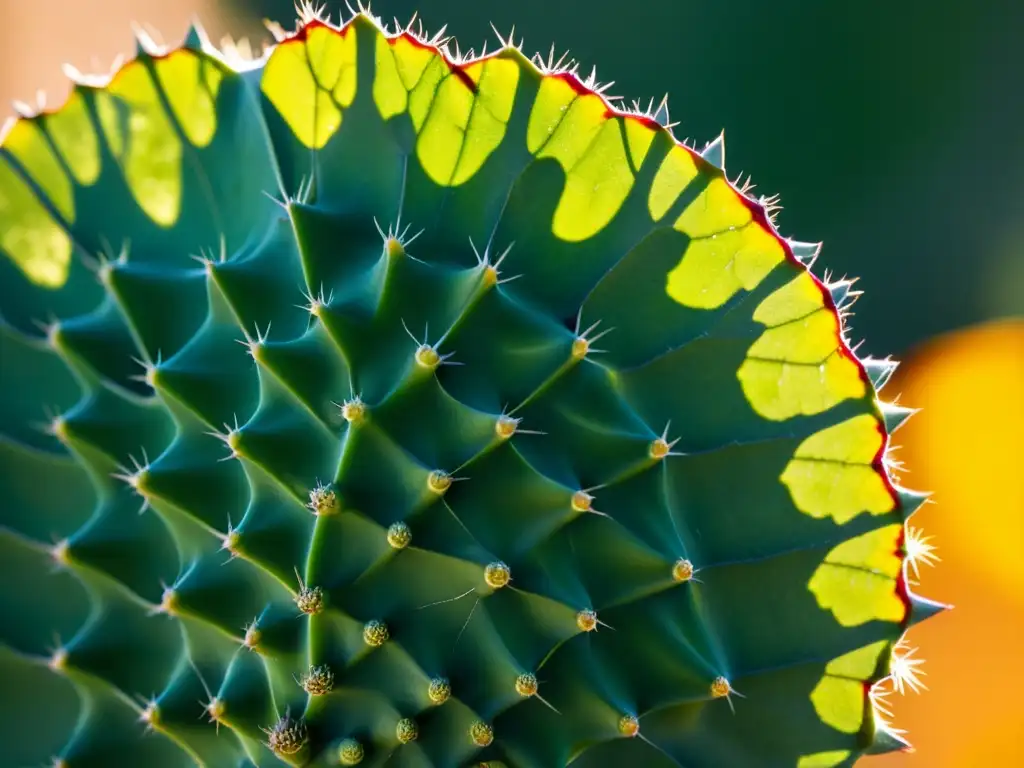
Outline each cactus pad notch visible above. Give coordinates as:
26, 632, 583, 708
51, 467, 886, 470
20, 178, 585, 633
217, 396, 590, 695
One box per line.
0, 3, 945, 766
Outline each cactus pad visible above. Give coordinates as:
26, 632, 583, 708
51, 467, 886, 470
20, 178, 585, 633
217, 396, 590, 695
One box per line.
0, 6, 943, 767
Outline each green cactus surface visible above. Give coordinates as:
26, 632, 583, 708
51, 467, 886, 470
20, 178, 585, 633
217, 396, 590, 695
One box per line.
0, 5, 945, 767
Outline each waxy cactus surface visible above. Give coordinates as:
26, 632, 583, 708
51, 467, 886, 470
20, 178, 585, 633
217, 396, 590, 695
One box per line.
0, 6, 944, 767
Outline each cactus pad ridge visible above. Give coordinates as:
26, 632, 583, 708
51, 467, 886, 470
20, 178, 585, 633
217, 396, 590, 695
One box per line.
0, 4, 943, 767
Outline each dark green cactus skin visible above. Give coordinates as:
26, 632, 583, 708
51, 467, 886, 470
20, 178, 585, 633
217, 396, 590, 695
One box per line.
0, 8, 944, 768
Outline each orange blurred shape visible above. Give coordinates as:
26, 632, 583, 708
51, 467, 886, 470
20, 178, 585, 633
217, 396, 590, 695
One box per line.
867, 319, 1024, 767
893, 319, 1023, 604
0, 0, 218, 109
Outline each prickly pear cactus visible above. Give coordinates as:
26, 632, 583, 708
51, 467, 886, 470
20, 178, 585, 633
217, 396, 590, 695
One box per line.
0, 5, 944, 767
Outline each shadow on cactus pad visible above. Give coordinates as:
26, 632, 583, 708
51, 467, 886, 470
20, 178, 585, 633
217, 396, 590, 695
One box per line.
0, 4, 945, 767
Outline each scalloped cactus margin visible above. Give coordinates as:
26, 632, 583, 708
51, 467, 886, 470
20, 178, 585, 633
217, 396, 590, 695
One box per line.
0, 2, 947, 767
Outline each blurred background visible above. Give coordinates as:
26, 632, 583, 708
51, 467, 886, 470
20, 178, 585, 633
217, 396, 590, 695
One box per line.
2, 0, 1021, 764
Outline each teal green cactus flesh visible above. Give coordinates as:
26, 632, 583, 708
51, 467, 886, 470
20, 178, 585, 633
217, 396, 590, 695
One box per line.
0, 5, 946, 767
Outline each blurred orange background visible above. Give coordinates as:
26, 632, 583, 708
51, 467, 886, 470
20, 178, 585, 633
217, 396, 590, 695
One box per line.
0, 2, 207, 109
2, 2, 1021, 765
866, 319, 1024, 767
